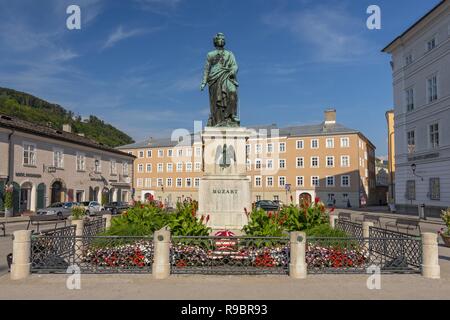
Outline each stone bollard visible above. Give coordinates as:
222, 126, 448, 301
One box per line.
102, 213, 112, 230
72, 219, 84, 263
152, 227, 171, 279
421, 233, 440, 279
329, 214, 339, 229
362, 221, 374, 251
289, 231, 307, 279
10, 230, 32, 280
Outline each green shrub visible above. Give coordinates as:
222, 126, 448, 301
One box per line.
4, 185, 13, 210
305, 224, 348, 238
71, 206, 86, 220
242, 208, 285, 237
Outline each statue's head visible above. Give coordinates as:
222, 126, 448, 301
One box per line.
213, 33, 226, 48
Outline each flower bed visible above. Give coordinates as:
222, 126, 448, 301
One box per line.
83, 240, 154, 269
306, 244, 368, 269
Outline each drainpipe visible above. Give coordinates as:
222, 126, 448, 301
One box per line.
7, 129, 15, 185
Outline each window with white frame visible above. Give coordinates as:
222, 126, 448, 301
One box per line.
195, 162, 201, 171
53, 148, 64, 169
266, 176, 273, 187
341, 175, 350, 187
147, 150, 152, 158
158, 149, 164, 157
266, 159, 273, 170
267, 143, 273, 153
311, 156, 319, 168
326, 176, 335, 187
186, 162, 192, 172
364, 151, 368, 160
429, 178, 440, 200
166, 178, 172, 187
311, 139, 319, 149
255, 144, 262, 154
256, 195, 262, 201
340, 137, 350, 148
177, 149, 183, 157
194, 178, 200, 188
166, 163, 173, 172
430, 123, 439, 148
406, 87, 414, 111
137, 164, 144, 173
296, 140, 304, 149
110, 159, 117, 175
76, 153, 85, 171
157, 163, 163, 173
94, 158, 101, 174
137, 178, 143, 187
195, 147, 201, 157
139, 151, 144, 158
146, 163, 152, 172
246, 144, 251, 155
176, 162, 183, 172
23, 143, 36, 166
296, 176, 304, 187
311, 176, 319, 187
427, 75, 438, 103
145, 178, 152, 187
279, 142, 286, 153
279, 159, 286, 169
407, 130, 415, 154
326, 156, 334, 168
123, 162, 129, 176
255, 176, 262, 187
246, 159, 251, 171
186, 178, 192, 187
341, 156, 350, 167
186, 148, 192, 157
326, 138, 334, 148
167, 149, 173, 157
176, 178, 182, 187
157, 178, 164, 187
255, 159, 262, 170
278, 176, 286, 187
296, 157, 304, 168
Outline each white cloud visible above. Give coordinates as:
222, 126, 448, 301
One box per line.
102, 25, 162, 50
262, 4, 373, 62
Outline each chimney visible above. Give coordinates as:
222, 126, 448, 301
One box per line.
62, 123, 72, 133
324, 109, 336, 124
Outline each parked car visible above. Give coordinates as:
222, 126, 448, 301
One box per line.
104, 201, 130, 215
255, 200, 279, 211
78, 201, 103, 216
36, 203, 72, 218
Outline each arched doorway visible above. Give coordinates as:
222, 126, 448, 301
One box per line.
102, 188, 110, 205
37, 183, 46, 209
51, 181, 63, 204
12, 182, 20, 214
299, 192, 312, 205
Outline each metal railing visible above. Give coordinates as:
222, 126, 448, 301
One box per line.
335, 219, 363, 238
307, 236, 421, 274
171, 236, 290, 275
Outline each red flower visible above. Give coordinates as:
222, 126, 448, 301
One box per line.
140, 204, 144, 209
268, 211, 273, 219
206, 214, 210, 223
290, 195, 293, 202
315, 197, 320, 204
330, 207, 335, 213
200, 215, 205, 223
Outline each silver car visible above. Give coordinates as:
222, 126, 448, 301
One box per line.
78, 201, 103, 216
36, 202, 72, 218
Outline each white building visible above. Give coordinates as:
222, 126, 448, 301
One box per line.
383, 0, 450, 217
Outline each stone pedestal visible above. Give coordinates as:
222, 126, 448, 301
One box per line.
198, 127, 251, 230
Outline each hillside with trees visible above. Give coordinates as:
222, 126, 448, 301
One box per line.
0, 87, 134, 147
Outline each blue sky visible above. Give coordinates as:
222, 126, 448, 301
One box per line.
0, 0, 442, 156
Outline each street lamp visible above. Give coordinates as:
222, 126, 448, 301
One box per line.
411, 163, 423, 181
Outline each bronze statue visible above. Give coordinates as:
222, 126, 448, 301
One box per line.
201, 33, 240, 127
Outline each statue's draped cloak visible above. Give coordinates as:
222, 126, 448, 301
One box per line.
203, 49, 239, 126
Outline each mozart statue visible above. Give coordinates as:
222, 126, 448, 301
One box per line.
201, 33, 240, 127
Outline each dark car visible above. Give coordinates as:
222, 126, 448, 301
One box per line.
104, 202, 130, 215
255, 200, 279, 211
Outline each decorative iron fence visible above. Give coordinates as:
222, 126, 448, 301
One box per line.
307, 236, 421, 274
31, 226, 76, 273
83, 217, 106, 237
171, 236, 290, 275
335, 219, 363, 238
369, 226, 422, 269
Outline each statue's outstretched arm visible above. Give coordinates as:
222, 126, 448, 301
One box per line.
201, 54, 211, 89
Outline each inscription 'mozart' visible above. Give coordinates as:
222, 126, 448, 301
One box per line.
212, 189, 238, 194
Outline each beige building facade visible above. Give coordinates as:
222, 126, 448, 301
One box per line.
0, 114, 134, 215
120, 110, 377, 208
